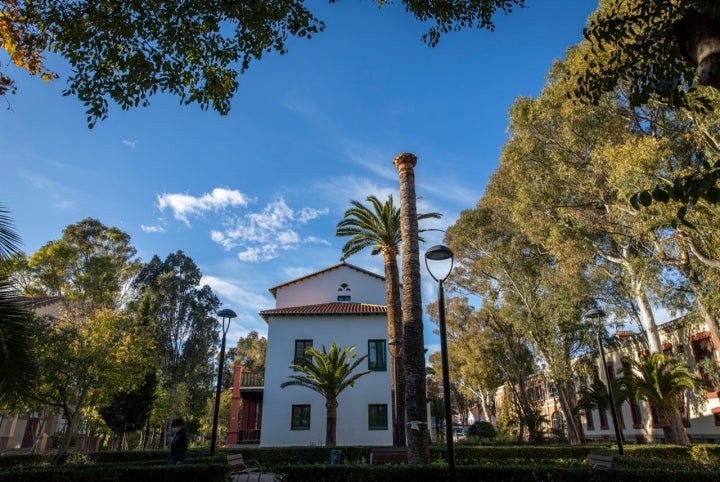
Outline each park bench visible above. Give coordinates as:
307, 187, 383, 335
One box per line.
587, 453, 614, 469
369, 447, 408, 465
227, 453, 262, 482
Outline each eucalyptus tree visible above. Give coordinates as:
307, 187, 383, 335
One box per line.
130, 250, 221, 420
336, 193, 440, 447
426, 296, 502, 425
491, 50, 692, 354
22, 218, 141, 314
33, 307, 154, 463
12, 218, 151, 463
281, 343, 371, 446
444, 198, 592, 444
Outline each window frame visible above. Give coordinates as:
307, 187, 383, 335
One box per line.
291, 404, 311, 430
367, 339, 387, 371
368, 404, 388, 430
294, 339, 313, 365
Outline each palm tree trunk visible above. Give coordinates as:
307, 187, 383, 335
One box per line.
383, 251, 406, 446
326, 399, 338, 447
394, 152, 430, 464
668, 407, 691, 445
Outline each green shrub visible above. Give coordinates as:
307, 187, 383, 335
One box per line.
0, 462, 228, 482
468, 421, 497, 441
273, 463, 720, 482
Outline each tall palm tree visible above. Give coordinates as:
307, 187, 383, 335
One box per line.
625, 353, 701, 445
0, 204, 37, 407
336, 194, 440, 447
394, 152, 430, 464
281, 343, 371, 446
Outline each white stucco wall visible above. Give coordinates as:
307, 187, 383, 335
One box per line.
260, 313, 393, 447
274, 265, 386, 308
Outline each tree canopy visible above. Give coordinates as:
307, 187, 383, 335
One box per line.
2, 0, 524, 127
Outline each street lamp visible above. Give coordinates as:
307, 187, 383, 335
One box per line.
424, 244, 456, 481
211, 308, 237, 456
388, 338, 402, 447
584, 307, 624, 456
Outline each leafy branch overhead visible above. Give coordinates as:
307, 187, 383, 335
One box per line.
2, 0, 524, 127
630, 160, 720, 227
569, 0, 720, 109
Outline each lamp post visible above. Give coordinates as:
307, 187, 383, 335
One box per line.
388, 338, 402, 447
584, 307, 624, 456
210, 308, 237, 456
424, 244, 456, 481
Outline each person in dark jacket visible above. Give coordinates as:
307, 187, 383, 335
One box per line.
167, 418, 189, 464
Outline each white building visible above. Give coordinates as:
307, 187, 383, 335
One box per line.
258, 262, 394, 447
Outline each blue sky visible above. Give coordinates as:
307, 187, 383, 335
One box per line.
1, 1, 598, 354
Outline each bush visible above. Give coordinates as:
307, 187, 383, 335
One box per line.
468, 421, 497, 441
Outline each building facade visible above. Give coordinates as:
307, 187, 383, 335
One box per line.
0, 297, 64, 453
258, 262, 393, 447
495, 317, 720, 443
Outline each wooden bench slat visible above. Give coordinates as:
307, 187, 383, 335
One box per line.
370, 447, 408, 465
587, 453, 613, 469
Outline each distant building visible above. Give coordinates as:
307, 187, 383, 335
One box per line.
495, 317, 720, 443
0, 297, 64, 453
258, 262, 393, 447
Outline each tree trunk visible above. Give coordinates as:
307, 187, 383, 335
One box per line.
667, 407, 691, 445
557, 382, 584, 444
54, 407, 78, 465
325, 399, 338, 447
394, 152, 430, 464
685, 265, 720, 357
383, 251, 406, 447
479, 391, 492, 423
631, 275, 662, 354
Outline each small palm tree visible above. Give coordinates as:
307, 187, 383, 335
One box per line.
281, 343, 371, 446
0, 204, 37, 407
627, 353, 701, 445
336, 194, 440, 447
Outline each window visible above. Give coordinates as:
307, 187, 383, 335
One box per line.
551, 411, 566, 438
598, 407, 609, 430
294, 340, 313, 364
368, 404, 388, 430
650, 405, 662, 428
586, 410, 595, 431
337, 295, 351, 302
629, 398, 643, 428
291, 405, 311, 430
368, 340, 387, 371
691, 332, 717, 390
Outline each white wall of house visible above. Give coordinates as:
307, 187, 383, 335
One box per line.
260, 263, 394, 447
273, 264, 386, 308
261, 314, 393, 446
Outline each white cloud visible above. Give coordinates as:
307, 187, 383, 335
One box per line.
210, 198, 330, 262
141, 224, 165, 233
122, 139, 137, 149
157, 187, 250, 225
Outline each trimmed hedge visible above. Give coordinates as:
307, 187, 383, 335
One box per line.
0, 462, 228, 482
2, 444, 719, 481
272, 464, 720, 482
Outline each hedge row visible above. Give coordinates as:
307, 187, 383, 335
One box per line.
272, 464, 720, 482
0, 462, 228, 482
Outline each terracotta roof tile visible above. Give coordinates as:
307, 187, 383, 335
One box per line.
259, 302, 386, 321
